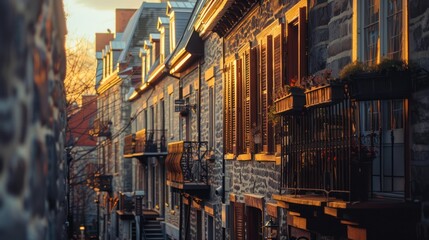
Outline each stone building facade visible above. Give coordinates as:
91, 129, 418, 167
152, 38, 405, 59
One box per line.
0, 0, 67, 239
91, 0, 429, 239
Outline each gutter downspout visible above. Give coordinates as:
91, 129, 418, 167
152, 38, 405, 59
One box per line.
221, 37, 226, 240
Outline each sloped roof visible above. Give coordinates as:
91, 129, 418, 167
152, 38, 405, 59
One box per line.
167, 0, 205, 68
166, 1, 195, 15
118, 2, 167, 65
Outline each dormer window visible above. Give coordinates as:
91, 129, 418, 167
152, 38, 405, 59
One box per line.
170, 13, 176, 53
143, 40, 152, 75
139, 48, 148, 82
149, 34, 161, 65
157, 17, 170, 64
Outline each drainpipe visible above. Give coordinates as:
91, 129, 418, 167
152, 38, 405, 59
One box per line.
179, 194, 183, 240
221, 37, 226, 240
198, 61, 201, 144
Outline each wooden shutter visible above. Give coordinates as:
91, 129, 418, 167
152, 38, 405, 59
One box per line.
266, 35, 274, 153
243, 51, 251, 153
286, 20, 298, 85
224, 63, 232, 154
231, 61, 237, 155
298, 7, 307, 82
235, 59, 243, 155
234, 202, 245, 240
260, 40, 267, 153
249, 47, 258, 153
260, 35, 274, 153
273, 34, 283, 94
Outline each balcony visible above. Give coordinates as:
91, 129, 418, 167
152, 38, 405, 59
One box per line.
89, 118, 112, 138
166, 141, 210, 198
116, 192, 134, 219
92, 173, 113, 192
279, 99, 364, 202
123, 129, 167, 158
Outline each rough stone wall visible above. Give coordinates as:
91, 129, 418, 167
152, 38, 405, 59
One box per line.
408, 2, 429, 237
0, 0, 67, 239
201, 32, 225, 240
309, 0, 353, 76
221, 0, 286, 221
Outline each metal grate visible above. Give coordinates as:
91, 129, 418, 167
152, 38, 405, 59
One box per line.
282, 99, 353, 199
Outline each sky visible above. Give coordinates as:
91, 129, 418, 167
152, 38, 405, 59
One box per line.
64, 0, 151, 45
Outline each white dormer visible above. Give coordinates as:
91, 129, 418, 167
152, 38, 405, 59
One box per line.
110, 40, 125, 72
143, 40, 153, 79
139, 48, 148, 83
157, 17, 170, 64
149, 33, 161, 67
166, 1, 195, 53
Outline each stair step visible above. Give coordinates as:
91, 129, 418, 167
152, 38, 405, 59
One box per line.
144, 224, 161, 228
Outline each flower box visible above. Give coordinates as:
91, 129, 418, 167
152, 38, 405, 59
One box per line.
349, 71, 411, 101
304, 83, 344, 108
274, 87, 305, 114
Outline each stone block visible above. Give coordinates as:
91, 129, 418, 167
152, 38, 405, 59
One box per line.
309, 4, 331, 27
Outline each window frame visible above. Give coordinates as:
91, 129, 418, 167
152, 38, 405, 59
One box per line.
355, 0, 408, 63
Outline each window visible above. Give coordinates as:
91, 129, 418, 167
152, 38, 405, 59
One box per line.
208, 86, 215, 149
143, 109, 148, 130
160, 28, 165, 63
169, 92, 174, 139
224, 21, 288, 156
170, 17, 176, 53
359, 100, 406, 195
114, 142, 118, 173
358, 0, 406, 63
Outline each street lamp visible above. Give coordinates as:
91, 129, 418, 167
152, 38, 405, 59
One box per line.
79, 225, 85, 240
262, 218, 278, 240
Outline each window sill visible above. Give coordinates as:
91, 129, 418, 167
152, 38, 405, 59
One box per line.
237, 153, 252, 161
224, 153, 235, 160
255, 153, 276, 162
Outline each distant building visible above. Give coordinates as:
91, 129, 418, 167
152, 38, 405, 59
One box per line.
66, 95, 98, 238
94, 3, 168, 239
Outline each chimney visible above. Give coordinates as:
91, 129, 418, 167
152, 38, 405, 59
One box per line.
116, 9, 137, 33
82, 95, 97, 107
95, 33, 114, 52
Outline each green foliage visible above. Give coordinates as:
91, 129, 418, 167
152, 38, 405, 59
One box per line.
339, 59, 410, 80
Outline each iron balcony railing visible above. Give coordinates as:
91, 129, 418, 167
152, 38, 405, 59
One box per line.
166, 141, 209, 185
282, 99, 354, 200
123, 129, 167, 156
89, 118, 112, 138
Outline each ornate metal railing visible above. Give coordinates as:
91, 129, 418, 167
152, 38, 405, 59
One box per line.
281, 99, 353, 199
123, 129, 167, 156
166, 141, 209, 185
89, 118, 112, 138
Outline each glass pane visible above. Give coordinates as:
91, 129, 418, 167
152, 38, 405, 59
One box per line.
387, 0, 402, 59
383, 176, 392, 192
393, 177, 405, 192
372, 176, 381, 191
392, 100, 404, 129
364, 0, 379, 65
393, 144, 404, 176
364, 24, 379, 65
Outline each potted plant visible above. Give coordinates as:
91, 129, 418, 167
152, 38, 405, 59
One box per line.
274, 81, 305, 114
340, 59, 411, 101
303, 69, 345, 108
